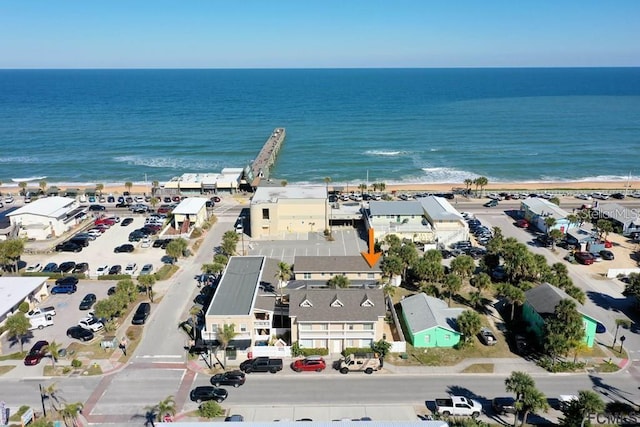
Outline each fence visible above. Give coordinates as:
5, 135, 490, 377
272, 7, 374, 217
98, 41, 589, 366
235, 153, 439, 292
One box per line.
386, 296, 407, 353
251, 345, 291, 358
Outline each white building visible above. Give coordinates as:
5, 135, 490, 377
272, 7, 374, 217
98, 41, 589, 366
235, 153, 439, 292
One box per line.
8, 196, 82, 240
0, 277, 49, 327
171, 197, 208, 234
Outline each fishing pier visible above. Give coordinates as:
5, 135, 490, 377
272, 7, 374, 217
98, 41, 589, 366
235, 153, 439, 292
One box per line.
247, 128, 286, 187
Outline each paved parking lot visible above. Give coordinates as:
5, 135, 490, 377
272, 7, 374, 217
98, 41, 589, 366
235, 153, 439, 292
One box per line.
21, 214, 169, 279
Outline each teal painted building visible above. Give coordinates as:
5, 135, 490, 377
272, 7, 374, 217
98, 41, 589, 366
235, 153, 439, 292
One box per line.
522, 283, 598, 347
399, 293, 465, 348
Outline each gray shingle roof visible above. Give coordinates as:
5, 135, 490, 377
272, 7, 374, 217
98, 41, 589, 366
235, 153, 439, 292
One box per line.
595, 203, 639, 227
294, 256, 381, 273
524, 282, 578, 315
207, 256, 264, 316
521, 197, 569, 219
399, 293, 465, 334
289, 288, 385, 322
419, 196, 463, 221
368, 201, 424, 216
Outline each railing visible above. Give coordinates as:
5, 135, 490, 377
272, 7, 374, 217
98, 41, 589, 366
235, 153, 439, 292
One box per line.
254, 320, 271, 328
298, 330, 376, 338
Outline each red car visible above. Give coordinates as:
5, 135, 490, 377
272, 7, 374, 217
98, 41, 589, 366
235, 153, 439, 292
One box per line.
291, 356, 326, 372
516, 219, 529, 228
24, 340, 49, 366
574, 251, 595, 265
95, 218, 116, 226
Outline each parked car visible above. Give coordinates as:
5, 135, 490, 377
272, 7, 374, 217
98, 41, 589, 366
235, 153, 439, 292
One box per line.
121, 217, 134, 226
24, 340, 49, 366
55, 242, 82, 253
78, 316, 104, 332
600, 250, 615, 260
516, 219, 529, 228
124, 263, 138, 275
190, 386, 228, 403
25, 263, 43, 273
483, 199, 498, 208
108, 265, 122, 275
56, 261, 76, 273
492, 397, 517, 415
73, 262, 89, 274
79, 293, 97, 310
140, 264, 154, 275
513, 334, 531, 355
574, 251, 596, 265
114, 244, 135, 253
210, 370, 246, 388
96, 264, 110, 276
67, 326, 94, 342
107, 286, 117, 296
291, 356, 326, 372
224, 415, 244, 422
478, 328, 498, 346
55, 276, 79, 287
42, 262, 58, 273
131, 302, 150, 325
89, 204, 106, 211
50, 283, 77, 295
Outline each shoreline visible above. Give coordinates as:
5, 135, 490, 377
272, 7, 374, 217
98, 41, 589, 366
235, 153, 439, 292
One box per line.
1, 180, 638, 196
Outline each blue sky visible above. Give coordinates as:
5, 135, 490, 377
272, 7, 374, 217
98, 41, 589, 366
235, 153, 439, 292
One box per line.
1, 1, 638, 68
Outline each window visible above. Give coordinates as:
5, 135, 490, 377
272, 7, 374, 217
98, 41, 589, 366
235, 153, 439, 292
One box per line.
262, 209, 270, 220
347, 340, 354, 347
361, 339, 373, 347
319, 324, 328, 330
303, 273, 311, 279
348, 324, 354, 331
367, 273, 375, 279
210, 324, 219, 333
300, 324, 311, 331
240, 324, 247, 332
299, 339, 313, 348
363, 324, 373, 330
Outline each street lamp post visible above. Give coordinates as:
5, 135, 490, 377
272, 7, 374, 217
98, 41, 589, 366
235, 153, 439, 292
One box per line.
39, 383, 47, 418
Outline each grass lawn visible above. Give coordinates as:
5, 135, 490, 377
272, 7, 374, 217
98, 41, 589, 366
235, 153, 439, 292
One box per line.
461, 363, 494, 373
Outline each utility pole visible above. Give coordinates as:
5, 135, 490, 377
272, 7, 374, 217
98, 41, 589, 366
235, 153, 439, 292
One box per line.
39, 383, 47, 418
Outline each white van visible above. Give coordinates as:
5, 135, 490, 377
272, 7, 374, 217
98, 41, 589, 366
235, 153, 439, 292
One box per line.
29, 314, 54, 330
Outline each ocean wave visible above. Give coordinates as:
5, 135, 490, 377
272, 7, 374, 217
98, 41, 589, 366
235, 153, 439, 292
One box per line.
419, 167, 486, 183
539, 174, 640, 182
113, 155, 220, 171
0, 156, 47, 164
363, 150, 409, 157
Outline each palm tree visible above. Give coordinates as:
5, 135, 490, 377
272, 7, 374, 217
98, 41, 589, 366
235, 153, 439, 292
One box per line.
358, 183, 367, 195
59, 402, 83, 427
450, 254, 475, 279
46, 341, 62, 369
150, 196, 159, 210
155, 395, 177, 422
125, 181, 133, 194
457, 310, 482, 343
613, 318, 632, 347
39, 180, 47, 194
476, 176, 488, 196
497, 283, 526, 320
519, 387, 548, 427
544, 216, 557, 236
505, 371, 535, 401
18, 181, 27, 196
138, 274, 156, 303
275, 261, 292, 289
443, 273, 462, 307
218, 324, 237, 369
378, 182, 386, 193
5, 312, 30, 352
569, 390, 605, 427
470, 272, 491, 297
43, 382, 63, 414
280, 180, 287, 187
566, 213, 579, 230
95, 183, 104, 197
463, 178, 473, 194
327, 274, 350, 288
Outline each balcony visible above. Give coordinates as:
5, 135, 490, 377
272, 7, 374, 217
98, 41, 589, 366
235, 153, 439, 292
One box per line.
254, 320, 272, 328
298, 329, 376, 338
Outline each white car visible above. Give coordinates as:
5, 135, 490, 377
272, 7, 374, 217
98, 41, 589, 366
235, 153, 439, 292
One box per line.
575, 193, 592, 200
25, 263, 43, 273
140, 238, 151, 248
78, 316, 104, 332
4, 195, 14, 203
591, 192, 609, 200
124, 263, 138, 275
96, 265, 110, 276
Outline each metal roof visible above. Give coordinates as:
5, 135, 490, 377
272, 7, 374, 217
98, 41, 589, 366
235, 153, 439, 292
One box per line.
289, 288, 385, 322
294, 256, 381, 273
171, 197, 207, 215
520, 198, 569, 219
595, 203, 639, 227
252, 185, 326, 203
419, 196, 463, 221
8, 196, 76, 219
207, 256, 265, 316
399, 293, 465, 335
0, 277, 49, 318
368, 201, 424, 216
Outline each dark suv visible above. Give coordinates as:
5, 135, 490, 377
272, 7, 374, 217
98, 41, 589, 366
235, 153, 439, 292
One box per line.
210, 370, 246, 388
50, 283, 78, 295
132, 302, 151, 325
190, 386, 228, 403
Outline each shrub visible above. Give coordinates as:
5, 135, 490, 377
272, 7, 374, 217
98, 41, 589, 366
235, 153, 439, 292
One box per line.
155, 265, 179, 281
198, 400, 224, 418
190, 228, 203, 239
342, 347, 374, 357
98, 274, 131, 281
71, 359, 82, 368
538, 357, 585, 373
18, 301, 30, 313
62, 366, 72, 374
297, 347, 329, 357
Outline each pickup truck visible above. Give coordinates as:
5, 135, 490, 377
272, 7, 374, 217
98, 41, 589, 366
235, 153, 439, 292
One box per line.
435, 396, 483, 417
239, 357, 283, 374
27, 306, 56, 317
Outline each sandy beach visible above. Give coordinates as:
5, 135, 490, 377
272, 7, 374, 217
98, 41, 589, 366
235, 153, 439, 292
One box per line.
1, 180, 639, 197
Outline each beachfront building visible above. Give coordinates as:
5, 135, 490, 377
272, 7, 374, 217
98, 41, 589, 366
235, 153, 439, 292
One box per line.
399, 293, 465, 348
293, 256, 382, 283
520, 198, 570, 233
164, 169, 243, 194
8, 196, 83, 240
202, 256, 286, 362
365, 196, 468, 247
593, 202, 640, 236
522, 283, 598, 348
249, 185, 327, 239
0, 277, 49, 327
288, 288, 386, 354
171, 197, 208, 234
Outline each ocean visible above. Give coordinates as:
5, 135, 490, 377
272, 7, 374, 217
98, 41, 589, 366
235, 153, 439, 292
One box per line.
1, 68, 639, 187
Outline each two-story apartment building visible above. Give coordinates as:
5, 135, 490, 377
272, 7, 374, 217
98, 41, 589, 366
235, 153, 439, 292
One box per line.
365, 196, 468, 246
293, 256, 382, 282
249, 185, 327, 239
202, 256, 277, 357
288, 288, 386, 354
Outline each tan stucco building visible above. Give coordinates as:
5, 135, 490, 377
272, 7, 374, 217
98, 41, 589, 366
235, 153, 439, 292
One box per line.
289, 288, 386, 354
249, 185, 327, 238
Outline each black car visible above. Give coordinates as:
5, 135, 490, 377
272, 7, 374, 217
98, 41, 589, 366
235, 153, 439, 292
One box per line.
121, 217, 134, 226
56, 261, 76, 273
42, 262, 58, 273
79, 293, 97, 310
189, 386, 228, 403
132, 302, 151, 325
50, 284, 77, 294
610, 192, 625, 200
483, 199, 499, 207
107, 196, 116, 203
210, 370, 246, 388
600, 250, 615, 260
152, 238, 169, 248
128, 231, 145, 242
492, 397, 517, 415
108, 265, 122, 275
67, 326, 94, 342
107, 286, 117, 296
55, 242, 82, 253
114, 244, 135, 253
72, 262, 89, 274
55, 276, 79, 287
115, 202, 130, 208
89, 204, 106, 211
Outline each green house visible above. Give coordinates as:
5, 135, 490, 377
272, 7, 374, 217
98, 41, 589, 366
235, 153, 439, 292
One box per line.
522, 283, 598, 347
399, 293, 465, 348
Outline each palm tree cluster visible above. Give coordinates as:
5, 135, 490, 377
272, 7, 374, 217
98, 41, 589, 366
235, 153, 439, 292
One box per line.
505, 371, 549, 426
